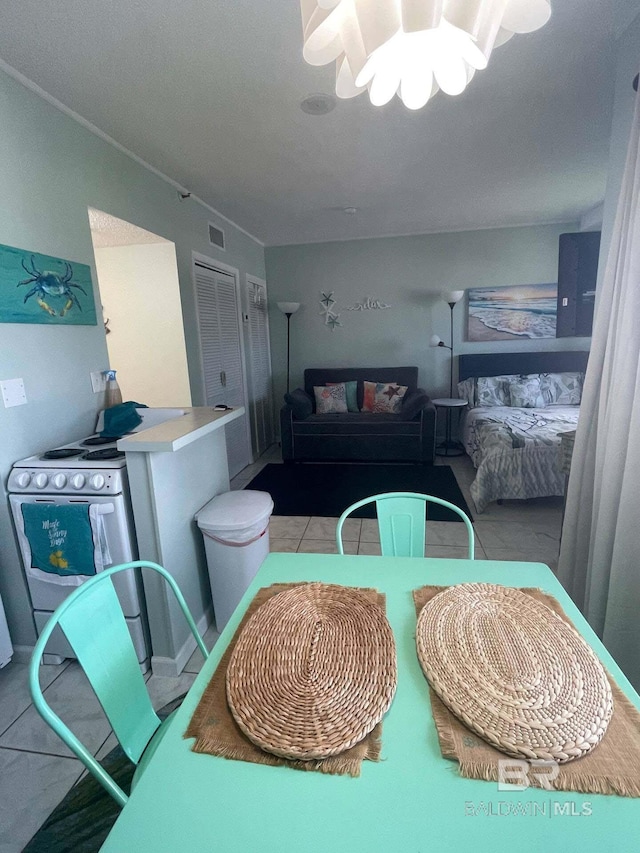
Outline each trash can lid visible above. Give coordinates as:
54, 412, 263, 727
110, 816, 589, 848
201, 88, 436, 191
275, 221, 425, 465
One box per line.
196, 490, 274, 532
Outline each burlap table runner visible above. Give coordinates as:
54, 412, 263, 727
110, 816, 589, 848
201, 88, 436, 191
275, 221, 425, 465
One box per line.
185, 583, 385, 777
413, 585, 640, 797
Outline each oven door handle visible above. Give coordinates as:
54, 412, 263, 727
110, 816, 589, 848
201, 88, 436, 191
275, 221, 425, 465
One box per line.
89, 503, 114, 569
93, 503, 115, 515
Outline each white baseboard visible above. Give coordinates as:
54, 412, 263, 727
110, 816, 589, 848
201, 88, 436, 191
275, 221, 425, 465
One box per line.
11, 609, 215, 676
150, 607, 213, 678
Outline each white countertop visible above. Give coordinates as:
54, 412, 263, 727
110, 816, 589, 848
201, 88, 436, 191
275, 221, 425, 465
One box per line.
117, 407, 244, 453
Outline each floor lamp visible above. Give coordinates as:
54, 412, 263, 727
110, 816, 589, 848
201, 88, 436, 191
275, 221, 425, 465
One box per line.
277, 302, 300, 394
430, 289, 465, 455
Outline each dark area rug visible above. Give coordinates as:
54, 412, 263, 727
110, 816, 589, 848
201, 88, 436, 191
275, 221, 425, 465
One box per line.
23, 694, 185, 853
245, 463, 470, 521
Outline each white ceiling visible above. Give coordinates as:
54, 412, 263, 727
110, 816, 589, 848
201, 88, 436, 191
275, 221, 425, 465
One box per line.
0, 1, 636, 246
88, 208, 170, 248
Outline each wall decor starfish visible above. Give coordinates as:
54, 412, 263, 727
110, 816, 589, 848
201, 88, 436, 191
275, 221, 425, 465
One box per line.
319, 290, 342, 330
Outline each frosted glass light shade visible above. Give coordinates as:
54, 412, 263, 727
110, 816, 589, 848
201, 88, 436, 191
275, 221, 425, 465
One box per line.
430, 334, 443, 347
441, 290, 464, 305
301, 0, 551, 110
277, 302, 301, 315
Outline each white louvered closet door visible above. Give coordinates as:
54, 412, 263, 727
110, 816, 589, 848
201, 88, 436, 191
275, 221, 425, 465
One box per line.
194, 261, 250, 479
247, 278, 274, 457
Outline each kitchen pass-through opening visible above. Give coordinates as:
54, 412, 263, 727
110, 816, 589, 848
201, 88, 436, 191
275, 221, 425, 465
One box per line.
88, 208, 192, 408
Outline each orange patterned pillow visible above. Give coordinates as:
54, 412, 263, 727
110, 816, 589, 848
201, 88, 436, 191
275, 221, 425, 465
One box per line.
362, 381, 408, 413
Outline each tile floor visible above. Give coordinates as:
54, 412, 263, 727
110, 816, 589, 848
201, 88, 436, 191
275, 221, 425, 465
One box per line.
232, 445, 563, 569
0, 445, 563, 852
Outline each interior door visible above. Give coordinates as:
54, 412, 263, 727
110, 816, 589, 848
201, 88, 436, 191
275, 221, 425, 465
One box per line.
194, 260, 251, 479
246, 277, 274, 457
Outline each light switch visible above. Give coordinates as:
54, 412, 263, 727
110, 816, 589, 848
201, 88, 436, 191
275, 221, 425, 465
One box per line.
1, 378, 27, 408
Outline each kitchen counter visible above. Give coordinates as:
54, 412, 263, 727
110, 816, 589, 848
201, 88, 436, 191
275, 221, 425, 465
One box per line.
121, 406, 244, 676
117, 407, 243, 453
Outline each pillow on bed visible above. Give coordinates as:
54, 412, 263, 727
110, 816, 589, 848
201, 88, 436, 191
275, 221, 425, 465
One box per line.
539, 372, 583, 405
476, 375, 512, 407
509, 376, 545, 408
457, 378, 476, 407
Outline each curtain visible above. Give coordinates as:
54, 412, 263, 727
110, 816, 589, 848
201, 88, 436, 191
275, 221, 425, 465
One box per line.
558, 91, 640, 689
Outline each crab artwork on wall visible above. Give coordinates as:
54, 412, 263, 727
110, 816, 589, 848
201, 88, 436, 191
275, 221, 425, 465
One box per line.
0, 242, 97, 325
18, 256, 88, 317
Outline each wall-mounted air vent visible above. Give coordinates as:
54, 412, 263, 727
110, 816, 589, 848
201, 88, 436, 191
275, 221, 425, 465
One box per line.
208, 223, 226, 250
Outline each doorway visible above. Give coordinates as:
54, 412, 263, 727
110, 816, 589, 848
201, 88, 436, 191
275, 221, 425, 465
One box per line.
89, 208, 192, 407
192, 253, 252, 479
246, 275, 275, 456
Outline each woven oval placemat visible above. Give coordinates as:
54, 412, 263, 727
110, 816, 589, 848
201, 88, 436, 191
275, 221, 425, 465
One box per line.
226, 582, 397, 761
416, 583, 613, 763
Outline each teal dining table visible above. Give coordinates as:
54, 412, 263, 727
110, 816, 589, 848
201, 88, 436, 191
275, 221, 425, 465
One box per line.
101, 554, 640, 852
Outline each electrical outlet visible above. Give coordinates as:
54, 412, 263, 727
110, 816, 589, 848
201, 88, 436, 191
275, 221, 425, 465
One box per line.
1, 378, 27, 407
90, 370, 107, 393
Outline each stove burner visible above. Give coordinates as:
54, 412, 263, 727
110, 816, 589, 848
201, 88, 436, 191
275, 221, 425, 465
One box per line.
42, 448, 83, 460
81, 436, 121, 446
82, 448, 126, 461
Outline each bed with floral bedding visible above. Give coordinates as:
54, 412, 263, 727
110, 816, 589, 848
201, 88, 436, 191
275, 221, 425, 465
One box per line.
457, 351, 589, 513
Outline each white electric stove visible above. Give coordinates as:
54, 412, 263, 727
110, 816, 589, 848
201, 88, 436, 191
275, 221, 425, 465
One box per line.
9, 434, 140, 665
8, 408, 187, 666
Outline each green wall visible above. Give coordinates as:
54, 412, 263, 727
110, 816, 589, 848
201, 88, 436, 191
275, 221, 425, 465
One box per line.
0, 69, 264, 651
265, 223, 590, 409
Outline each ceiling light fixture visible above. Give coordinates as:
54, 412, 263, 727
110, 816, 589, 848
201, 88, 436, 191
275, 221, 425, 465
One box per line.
300, 0, 551, 111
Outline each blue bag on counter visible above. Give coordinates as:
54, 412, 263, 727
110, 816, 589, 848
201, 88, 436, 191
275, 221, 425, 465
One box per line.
100, 401, 148, 437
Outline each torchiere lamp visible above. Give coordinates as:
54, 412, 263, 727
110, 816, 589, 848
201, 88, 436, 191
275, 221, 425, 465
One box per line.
430, 289, 465, 456
276, 302, 300, 394
430, 290, 464, 397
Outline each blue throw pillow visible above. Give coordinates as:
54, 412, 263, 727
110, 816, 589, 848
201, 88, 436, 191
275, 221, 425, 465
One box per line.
284, 388, 313, 420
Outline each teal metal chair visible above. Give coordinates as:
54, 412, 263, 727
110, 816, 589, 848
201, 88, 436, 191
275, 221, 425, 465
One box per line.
336, 491, 474, 558
29, 560, 209, 807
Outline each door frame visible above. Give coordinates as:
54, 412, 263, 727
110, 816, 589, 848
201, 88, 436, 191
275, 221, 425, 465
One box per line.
245, 273, 274, 455
191, 250, 254, 467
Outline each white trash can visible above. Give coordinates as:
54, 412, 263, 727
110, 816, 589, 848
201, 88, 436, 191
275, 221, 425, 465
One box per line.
196, 490, 273, 631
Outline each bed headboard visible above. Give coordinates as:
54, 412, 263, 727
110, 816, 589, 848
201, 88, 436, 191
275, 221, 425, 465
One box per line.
458, 351, 590, 381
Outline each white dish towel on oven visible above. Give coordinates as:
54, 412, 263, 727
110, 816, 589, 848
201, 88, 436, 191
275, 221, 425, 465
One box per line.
16, 502, 114, 587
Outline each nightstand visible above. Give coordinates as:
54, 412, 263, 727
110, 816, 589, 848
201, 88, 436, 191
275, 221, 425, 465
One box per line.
432, 398, 467, 457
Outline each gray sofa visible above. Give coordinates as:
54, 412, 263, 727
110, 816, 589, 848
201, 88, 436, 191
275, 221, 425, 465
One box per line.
280, 367, 436, 463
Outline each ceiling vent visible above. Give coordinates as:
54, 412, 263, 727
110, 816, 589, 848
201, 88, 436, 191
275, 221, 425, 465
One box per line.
208, 223, 226, 250
300, 93, 336, 115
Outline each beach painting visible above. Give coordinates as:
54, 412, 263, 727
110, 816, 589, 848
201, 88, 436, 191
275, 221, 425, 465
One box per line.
0, 242, 97, 325
467, 284, 557, 342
